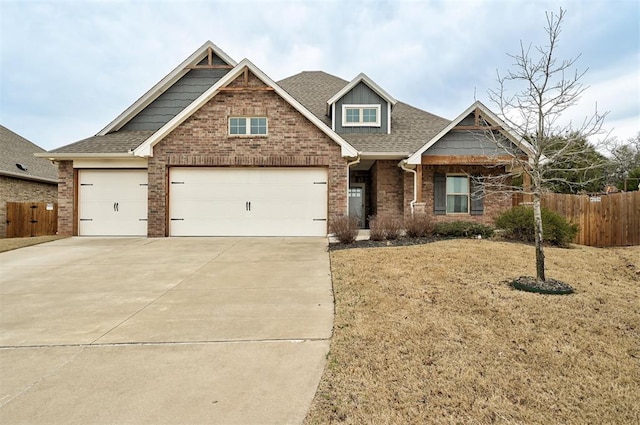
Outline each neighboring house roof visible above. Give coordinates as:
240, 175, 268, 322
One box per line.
0, 125, 58, 183
406, 101, 535, 165
279, 71, 450, 155
326, 72, 398, 110
133, 59, 358, 158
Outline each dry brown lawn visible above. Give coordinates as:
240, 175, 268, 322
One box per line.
306, 240, 640, 424
0, 235, 67, 253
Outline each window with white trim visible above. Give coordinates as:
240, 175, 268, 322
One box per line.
446, 175, 469, 214
229, 117, 267, 135
342, 104, 381, 127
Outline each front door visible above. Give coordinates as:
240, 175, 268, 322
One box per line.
348, 185, 365, 228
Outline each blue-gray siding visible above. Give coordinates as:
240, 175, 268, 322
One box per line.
459, 114, 476, 126
425, 130, 520, 156
335, 82, 388, 134
121, 68, 230, 131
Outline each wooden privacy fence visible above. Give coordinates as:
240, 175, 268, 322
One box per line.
5, 202, 58, 238
514, 192, 640, 247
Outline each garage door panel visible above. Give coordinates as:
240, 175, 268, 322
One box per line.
169, 168, 328, 237
79, 170, 148, 236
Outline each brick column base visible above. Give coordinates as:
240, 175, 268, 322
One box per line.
413, 202, 426, 215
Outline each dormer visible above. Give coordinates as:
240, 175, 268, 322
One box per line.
327, 73, 397, 135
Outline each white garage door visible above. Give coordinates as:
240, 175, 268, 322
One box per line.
169, 167, 328, 236
78, 170, 148, 236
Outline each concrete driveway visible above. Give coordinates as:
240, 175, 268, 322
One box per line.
0, 237, 333, 424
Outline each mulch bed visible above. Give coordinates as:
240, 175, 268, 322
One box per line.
511, 275, 575, 295
329, 236, 438, 251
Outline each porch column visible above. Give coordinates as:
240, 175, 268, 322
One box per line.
416, 165, 423, 203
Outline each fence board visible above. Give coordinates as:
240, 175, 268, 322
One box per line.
532, 192, 640, 247
5, 202, 58, 238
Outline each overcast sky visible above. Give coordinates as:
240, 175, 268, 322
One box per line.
1, 0, 638, 151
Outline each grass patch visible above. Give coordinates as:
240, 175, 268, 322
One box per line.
306, 240, 640, 424
0, 235, 68, 253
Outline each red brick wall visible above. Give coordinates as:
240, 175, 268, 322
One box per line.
415, 165, 512, 225
370, 160, 404, 218
147, 71, 347, 237
56, 161, 75, 236
0, 175, 58, 237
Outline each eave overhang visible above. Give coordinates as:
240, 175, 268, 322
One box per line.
0, 170, 58, 184
34, 152, 137, 161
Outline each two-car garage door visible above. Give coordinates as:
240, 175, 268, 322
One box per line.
169, 168, 328, 236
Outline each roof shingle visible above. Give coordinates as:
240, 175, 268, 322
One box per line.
278, 71, 450, 154
49, 131, 154, 154
51, 69, 451, 157
0, 125, 58, 183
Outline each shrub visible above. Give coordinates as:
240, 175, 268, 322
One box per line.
330, 215, 359, 244
368, 214, 404, 241
494, 206, 578, 247
405, 213, 433, 238
434, 221, 494, 239
368, 215, 385, 241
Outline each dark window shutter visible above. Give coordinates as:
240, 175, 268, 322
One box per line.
470, 176, 484, 215
434, 173, 446, 215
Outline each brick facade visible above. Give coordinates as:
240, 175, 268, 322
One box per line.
363, 161, 510, 225
56, 161, 75, 236
147, 71, 347, 237
370, 160, 404, 218
413, 165, 512, 225
0, 175, 58, 237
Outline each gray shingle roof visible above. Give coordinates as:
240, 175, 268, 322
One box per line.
49, 131, 154, 154
278, 71, 347, 127
51, 70, 450, 156
278, 71, 451, 154
0, 125, 58, 183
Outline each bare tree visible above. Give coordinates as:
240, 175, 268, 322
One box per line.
485, 8, 607, 282
606, 133, 640, 191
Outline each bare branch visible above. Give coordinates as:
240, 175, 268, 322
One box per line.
482, 7, 611, 280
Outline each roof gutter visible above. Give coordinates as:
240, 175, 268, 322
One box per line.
0, 171, 58, 184
398, 160, 417, 215
34, 152, 136, 161
359, 152, 410, 159
346, 154, 361, 213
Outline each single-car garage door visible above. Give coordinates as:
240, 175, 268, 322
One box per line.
78, 169, 148, 236
169, 167, 328, 236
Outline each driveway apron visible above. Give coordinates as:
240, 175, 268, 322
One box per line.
0, 237, 333, 424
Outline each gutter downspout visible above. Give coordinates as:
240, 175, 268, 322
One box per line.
399, 160, 417, 216
346, 155, 361, 213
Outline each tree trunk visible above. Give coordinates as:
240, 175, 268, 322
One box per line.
532, 193, 546, 282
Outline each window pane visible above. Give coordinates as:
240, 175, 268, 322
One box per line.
362, 108, 377, 123
230, 117, 246, 135
250, 117, 267, 135
447, 176, 469, 193
447, 195, 469, 213
345, 108, 360, 123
